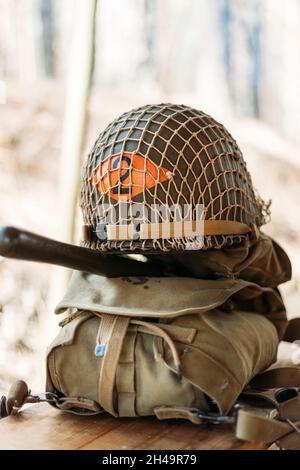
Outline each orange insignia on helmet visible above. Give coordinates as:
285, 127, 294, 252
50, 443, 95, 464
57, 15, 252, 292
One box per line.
91, 152, 170, 201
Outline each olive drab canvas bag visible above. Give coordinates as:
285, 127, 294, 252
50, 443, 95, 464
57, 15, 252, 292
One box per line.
1, 104, 300, 450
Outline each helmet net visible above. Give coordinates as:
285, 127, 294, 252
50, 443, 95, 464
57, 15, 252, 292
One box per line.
80, 103, 270, 253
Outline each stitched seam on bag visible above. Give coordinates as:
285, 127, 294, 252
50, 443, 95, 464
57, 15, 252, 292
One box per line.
51, 349, 63, 393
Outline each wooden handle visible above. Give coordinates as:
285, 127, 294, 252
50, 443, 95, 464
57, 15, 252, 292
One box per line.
0, 226, 164, 278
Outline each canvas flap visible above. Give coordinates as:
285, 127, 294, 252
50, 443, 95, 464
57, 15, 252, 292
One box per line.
54, 271, 281, 319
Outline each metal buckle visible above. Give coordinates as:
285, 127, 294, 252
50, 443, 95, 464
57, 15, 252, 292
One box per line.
25, 392, 60, 405
190, 404, 240, 425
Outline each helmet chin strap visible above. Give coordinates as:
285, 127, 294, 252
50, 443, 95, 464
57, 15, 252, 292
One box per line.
82, 220, 257, 242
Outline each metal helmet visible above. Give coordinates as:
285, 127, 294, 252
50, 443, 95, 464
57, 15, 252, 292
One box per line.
80, 103, 269, 253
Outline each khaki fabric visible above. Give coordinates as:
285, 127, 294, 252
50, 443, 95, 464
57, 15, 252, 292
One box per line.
47, 274, 279, 417
148, 233, 291, 290
55, 270, 287, 339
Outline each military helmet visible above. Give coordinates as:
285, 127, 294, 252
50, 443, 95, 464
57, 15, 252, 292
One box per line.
81, 103, 269, 253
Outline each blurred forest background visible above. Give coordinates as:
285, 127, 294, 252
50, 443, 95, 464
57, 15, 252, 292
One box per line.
1, 0, 300, 395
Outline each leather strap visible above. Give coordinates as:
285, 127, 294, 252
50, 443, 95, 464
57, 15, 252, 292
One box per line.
243, 389, 300, 418
136, 323, 197, 345
98, 314, 130, 417
56, 397, 102, 415
283, 318, 300, 343
236, 410, 300, 450
131, 320, 182, 375
280, 395, 300, 421
138, 220, 252, 239
153, 368, 300, 448
154, 406, 203, 424
205, 220, 254, 236
249, 367, 300, 389
238, 366, 300, 449
82, 220, 255, 242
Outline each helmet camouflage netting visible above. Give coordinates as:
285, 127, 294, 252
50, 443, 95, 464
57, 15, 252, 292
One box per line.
80, 103, 270, 253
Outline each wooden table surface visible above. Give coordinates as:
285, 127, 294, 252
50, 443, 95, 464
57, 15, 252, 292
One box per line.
0, 403, 266, 450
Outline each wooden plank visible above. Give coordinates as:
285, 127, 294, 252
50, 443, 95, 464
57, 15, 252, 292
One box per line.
0, 403, 266, 450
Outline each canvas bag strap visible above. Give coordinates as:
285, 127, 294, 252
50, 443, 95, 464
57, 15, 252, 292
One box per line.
96, 314, 185, 417
249, 367, 300, 390
237, 364, 300, 449
97, 314, 130, 417
236, 409, 300, 450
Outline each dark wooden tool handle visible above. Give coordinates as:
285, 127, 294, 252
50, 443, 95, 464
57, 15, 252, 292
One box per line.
0, 226, 164, 278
